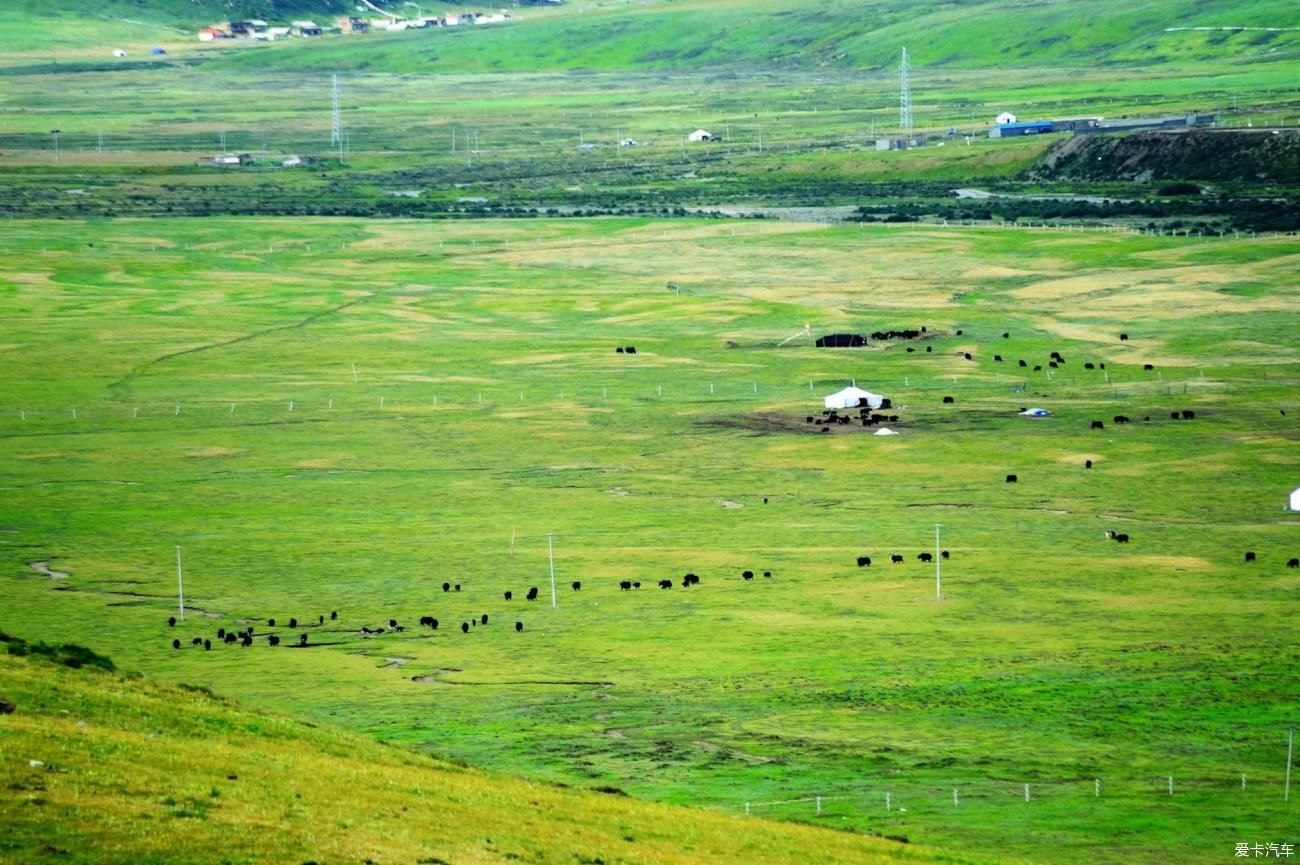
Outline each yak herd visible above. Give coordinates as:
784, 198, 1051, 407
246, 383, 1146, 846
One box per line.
162, 329, 1294, 657
165, 538, 1297, 654
163, 566, 784, 654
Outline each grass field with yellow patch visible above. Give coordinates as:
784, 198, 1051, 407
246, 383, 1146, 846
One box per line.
1, 217, 1297, 863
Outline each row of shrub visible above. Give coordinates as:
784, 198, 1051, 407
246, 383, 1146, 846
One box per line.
2, 629, 114, 671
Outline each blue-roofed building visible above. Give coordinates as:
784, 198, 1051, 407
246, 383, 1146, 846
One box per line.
989, 121, 1054, 139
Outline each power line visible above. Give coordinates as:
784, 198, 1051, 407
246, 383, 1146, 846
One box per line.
899, 47, 912, 137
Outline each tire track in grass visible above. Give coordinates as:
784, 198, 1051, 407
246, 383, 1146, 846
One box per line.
106, 294, 372, 395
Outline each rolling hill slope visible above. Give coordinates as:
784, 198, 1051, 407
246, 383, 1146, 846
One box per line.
0, 645, 982, 865
201, 0, 1300, 74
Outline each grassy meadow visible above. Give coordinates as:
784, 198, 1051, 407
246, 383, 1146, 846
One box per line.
1, 216, 1297, 863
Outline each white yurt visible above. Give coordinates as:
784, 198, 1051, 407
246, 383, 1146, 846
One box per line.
823, 386, 885, 410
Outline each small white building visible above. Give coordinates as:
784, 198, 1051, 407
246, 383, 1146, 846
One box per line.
112, 49, 128, 57
688, 129, 717, 142
1290, 486, 1300, 511
995, 111, 1017, 125
823, 386, 886, 411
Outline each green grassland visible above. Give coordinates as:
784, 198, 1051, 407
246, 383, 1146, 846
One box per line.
1, 648, 975, 865
1, 217, 1297, 864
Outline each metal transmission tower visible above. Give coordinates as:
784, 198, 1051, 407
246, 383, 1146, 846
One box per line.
330, 74, 345, 161
899, 47, 913, 138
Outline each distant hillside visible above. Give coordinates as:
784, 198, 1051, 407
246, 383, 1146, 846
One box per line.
201, 0, 1300, 73
0, 648, 982, 865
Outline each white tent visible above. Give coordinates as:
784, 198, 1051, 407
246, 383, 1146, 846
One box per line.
688, 129, 716, 142
1290, 486, 1300, 511
996, 111, 1017, 125
1019, 407, 1051, 417
824, 386, 885, 410
873, 427, 899, 436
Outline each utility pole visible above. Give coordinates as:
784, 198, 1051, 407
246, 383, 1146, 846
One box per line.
1287, 728, 1294, 803
330, 73, 344, 162
899, 47, 913, 139
175, 545, 184, 622
547, 533, 557, 609
935, 524, 942, 600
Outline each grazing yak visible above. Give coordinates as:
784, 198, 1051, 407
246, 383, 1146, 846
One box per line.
461, 622, 470, 634
526, 586, 539, 601
571, 581, 581, 591
941, 550, 950, 560
331, 611, 338, 620
1085, 459, 1093, 469
918, 553, 933, 563
171, 639, 181, 649
504, 591, 513, 601
890, 554, 904, 564
299, 634, 308, 646
515, 621, 524, 632
268, 635, 281, 647
619, 580, 632, 591
742, 570, 754, 580
168, 616, 176, 628
1288, 558, 1299, 569
659, 579, 673, 589
942, 396, 955, 404
1245, 552, 1256, 562
856, 556, 871, 567
1091, 420, 1105, 429
442, 582, 451, 592
1006, 474, 1018, 483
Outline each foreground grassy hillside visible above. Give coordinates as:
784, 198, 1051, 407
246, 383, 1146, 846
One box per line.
0, 648, 968, 865
0, 217, 1296, 864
